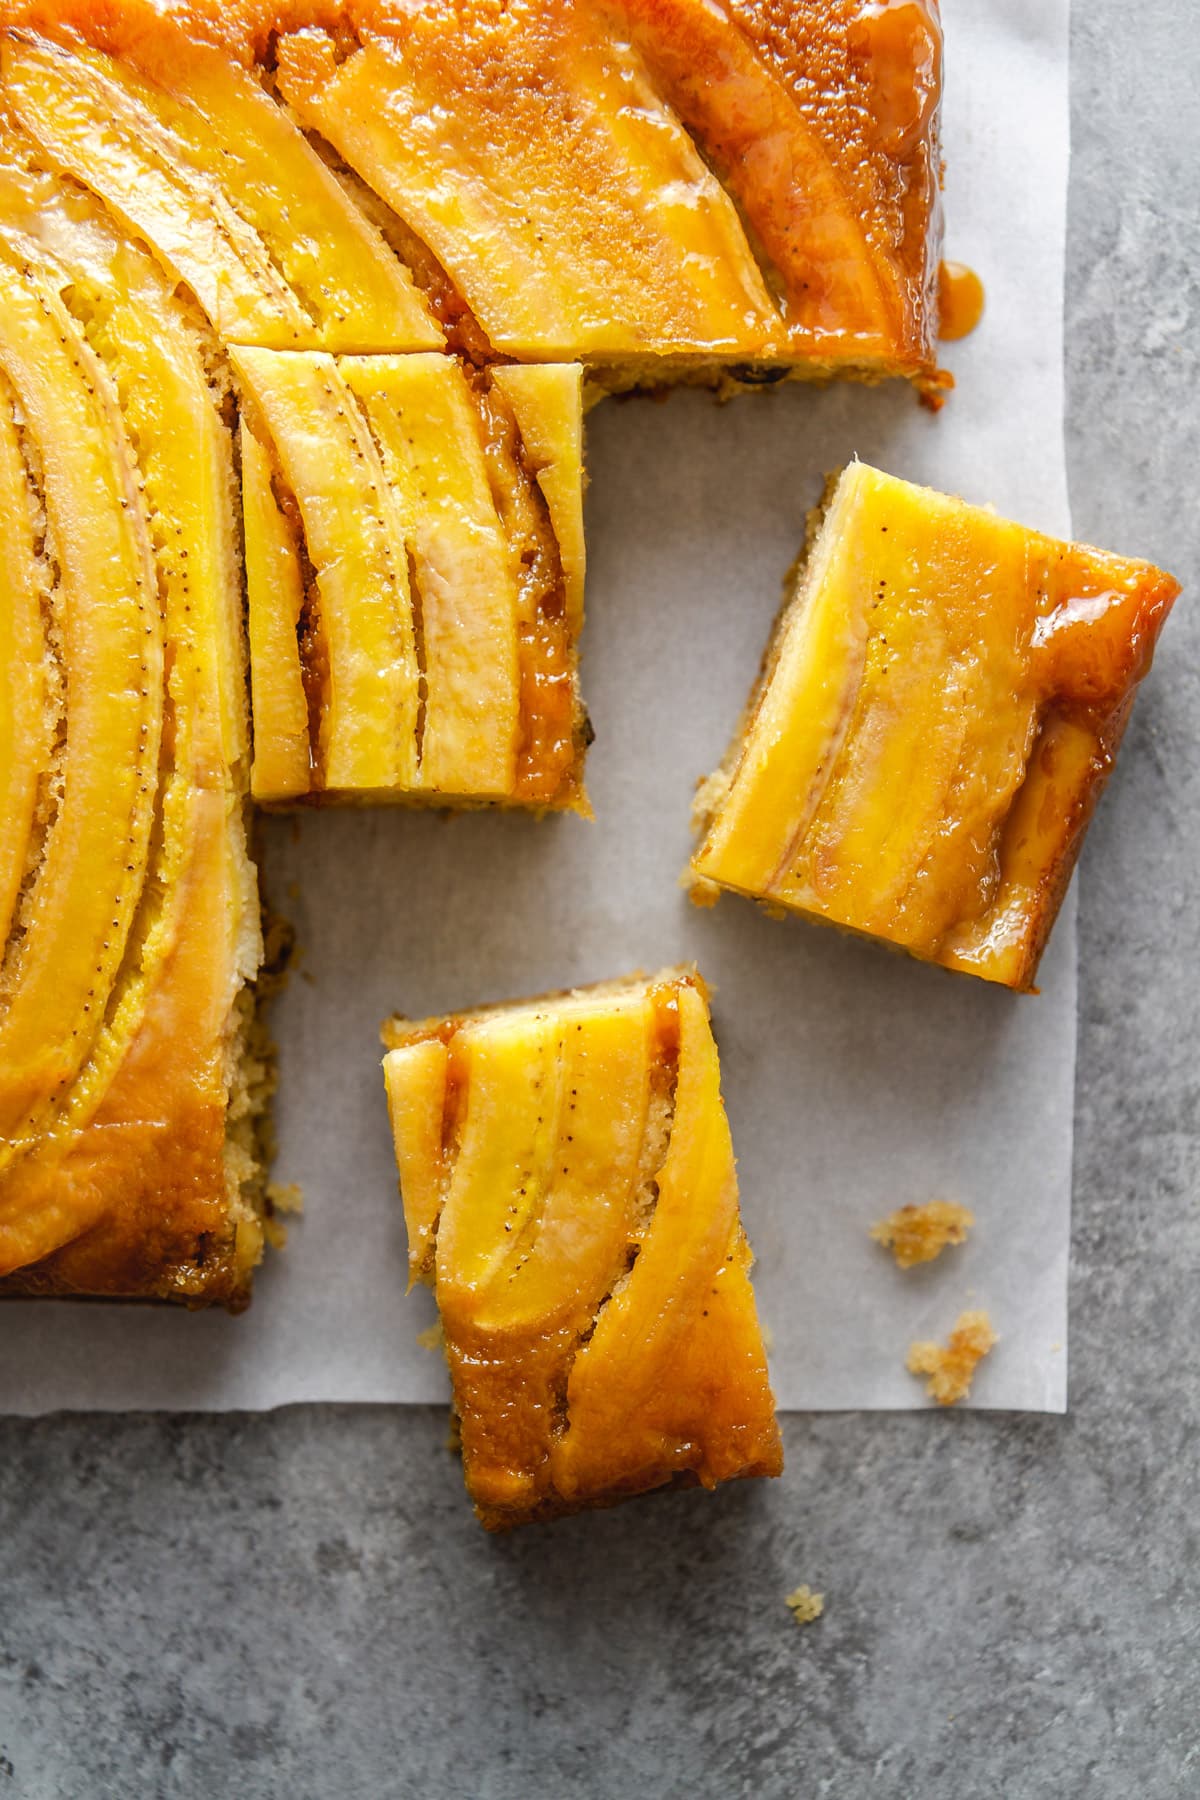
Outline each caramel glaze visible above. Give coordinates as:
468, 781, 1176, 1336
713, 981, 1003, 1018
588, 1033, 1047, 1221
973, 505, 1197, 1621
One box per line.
1, 0, 945, 375
985, 546, 1180, 987
728, 0, 944, 356
938, 260, 985, 341
472, 369, 585, 809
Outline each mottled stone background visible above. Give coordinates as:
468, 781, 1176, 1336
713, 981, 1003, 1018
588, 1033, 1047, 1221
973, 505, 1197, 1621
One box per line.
2, 2, 1197, 1794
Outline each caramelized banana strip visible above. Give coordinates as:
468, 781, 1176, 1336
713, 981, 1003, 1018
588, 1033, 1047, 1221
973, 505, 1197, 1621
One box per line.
391, 991, 655, 1518
12, 28, 442, 351
470, 994, 653, 1334
4, 32, 310, 349
276, 24, 779, 357
0, 398, 46, 950
432, 1008, 564, 1303
339, 353, 522, 796
621, 0, 905, 346
0, 252, 162, 1156
241, 420, 311, 802
427, 992, 653, 1330
29, 222, 255, 1158
550, 984, 741, 1496
231, 346, 419, 794
383, 1035, 450, 1290
490, 364, 586, 634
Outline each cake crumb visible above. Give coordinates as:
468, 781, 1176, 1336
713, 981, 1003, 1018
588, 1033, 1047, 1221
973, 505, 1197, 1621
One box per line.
267, 1181, 304, 1215
907, 1309, 997, 1405
417, 1321, 444, 1353
262, 1181, 304, 1248
871, 1199, 974, 1268
785, 1585, 824, 1626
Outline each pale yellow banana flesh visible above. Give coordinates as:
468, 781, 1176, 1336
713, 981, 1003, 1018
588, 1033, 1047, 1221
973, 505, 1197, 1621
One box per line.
341, 354, 522, 798
232, 344, 420, 795
241, 420, 312, 803
0, 398, 46, 952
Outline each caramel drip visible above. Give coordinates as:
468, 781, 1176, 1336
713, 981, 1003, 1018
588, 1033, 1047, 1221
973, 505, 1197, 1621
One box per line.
938, 261, 985, 341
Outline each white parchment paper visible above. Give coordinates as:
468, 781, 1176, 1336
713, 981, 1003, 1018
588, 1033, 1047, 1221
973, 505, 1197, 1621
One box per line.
0, 0, 1074, 1414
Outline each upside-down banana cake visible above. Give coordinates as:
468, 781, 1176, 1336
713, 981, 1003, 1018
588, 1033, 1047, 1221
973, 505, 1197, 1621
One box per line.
383, 969, 782, 1528
690, 463, 1180, 991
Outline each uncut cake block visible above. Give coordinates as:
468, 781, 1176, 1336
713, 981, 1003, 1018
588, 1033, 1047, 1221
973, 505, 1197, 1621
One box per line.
691, 463, 1180, 992
382, 969, 782, 1529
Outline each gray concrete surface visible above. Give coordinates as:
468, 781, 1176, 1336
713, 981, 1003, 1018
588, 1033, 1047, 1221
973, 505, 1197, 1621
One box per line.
2, 4, 1198, 1795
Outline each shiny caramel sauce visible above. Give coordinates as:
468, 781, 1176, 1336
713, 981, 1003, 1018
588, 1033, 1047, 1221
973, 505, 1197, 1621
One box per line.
938, 260, 985, 341
472, 372, 582, 807
514, 620, 579, 805
731, 0, 943, 344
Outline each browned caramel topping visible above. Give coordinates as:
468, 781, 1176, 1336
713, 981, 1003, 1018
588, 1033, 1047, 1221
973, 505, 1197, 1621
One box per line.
731, 0, 942, 317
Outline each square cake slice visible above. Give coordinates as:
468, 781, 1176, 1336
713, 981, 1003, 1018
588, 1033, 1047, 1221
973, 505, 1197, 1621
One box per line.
691, 463, 1180, 991
382, 969, 782, 1529
236, 350, 589, 811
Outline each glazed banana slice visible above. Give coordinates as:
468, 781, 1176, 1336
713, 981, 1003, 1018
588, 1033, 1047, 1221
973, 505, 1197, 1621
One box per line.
0, 248, 162, 1159
341, 354, 523, 797
0, 400, 46, 951
0, 168, 261, 1292
275, 0, 941, 373
490, 363, 586, 633
231, 345, 421, 795
276, 18, 782, 360
549, 983, 767, 1505
621, 0, 910, 352
3, 28, 442, 351
241, 419, 312, 803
